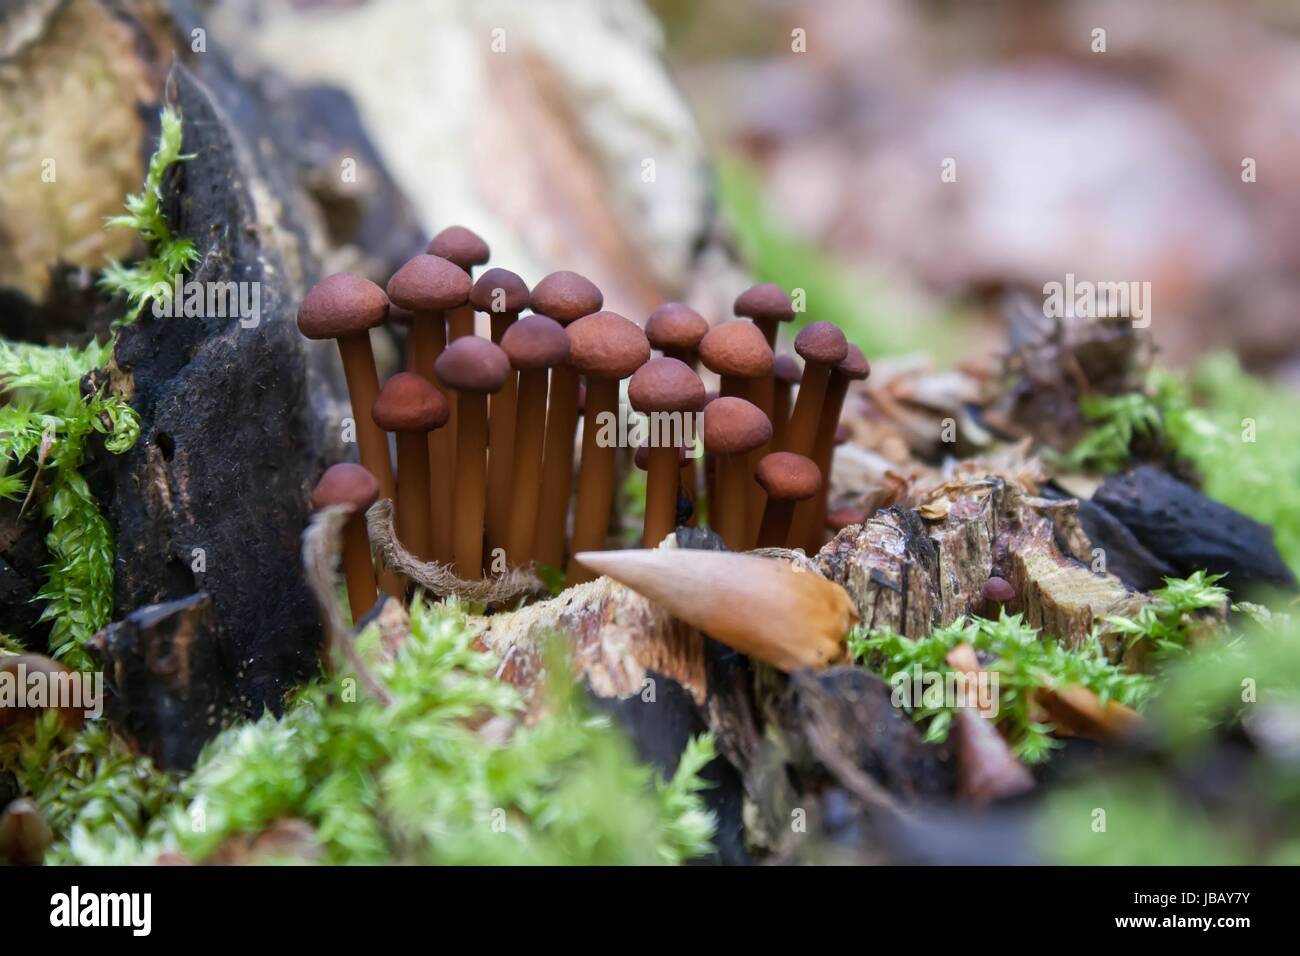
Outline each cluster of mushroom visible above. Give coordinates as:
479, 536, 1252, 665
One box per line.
297, 226, 869, 618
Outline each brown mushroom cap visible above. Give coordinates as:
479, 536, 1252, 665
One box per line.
386, 254, 472, 312
529, 271, 603, 324
646, 303, 709, 353
567, 311, 651, 380
434, 336, 512, 393
634, 442, 690, 470
501, 314, 570, 369
837, 344, 871, 381
426, 225, 490, 271
297, 273, 388, 339
312, 463, 380, 512
827, 506, 867, 532
755, 452, 821, 501
733, 283, 795, 324
702, 396, 772, 455
773, 354, 802, 384
628, 357, 706, 414
794, 321, 849, 367
387, 303, 416, 326
469, 267, 531, 314
982, 576, 1016, 605
698, 320, 774, 379
372, 372, 450, 432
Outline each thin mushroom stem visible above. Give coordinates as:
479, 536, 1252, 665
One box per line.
568, 377, 621, 584
341, 512, 379, 619
485, 311, 519, 553
713, 454, 750, 550
789, 374, 850, 552
756, 497, 797, 549
505, 367, 549, 565
643, 443, 680, 547
337, 334, 395, 503
394, 431, 432, 560
410, 312, 453, 564
772, 376, 793, 450
534, 365, 581, 568
427, 317, 453, 565
452, 392, 489, 577
783, 364, 832, 457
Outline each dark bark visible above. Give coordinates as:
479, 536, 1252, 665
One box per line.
1093, 466, 1297, 598
88, 592, 234, 770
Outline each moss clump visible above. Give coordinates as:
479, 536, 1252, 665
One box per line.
99, 107, 198, 326
0, 339, 140, 668
10, 601, 717, 865
849, 611, 1152, 763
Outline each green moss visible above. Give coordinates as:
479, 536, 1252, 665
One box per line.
99, 107, 198, 325
849, 611, 1152, 763
1104, 571, 1228, 662
17, 601, 717, 865
0, 339, 141, 668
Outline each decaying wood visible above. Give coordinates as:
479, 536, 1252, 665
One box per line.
816, 474, 1151, 653
1093, 465, 1297, 596
87, 592, 235, 771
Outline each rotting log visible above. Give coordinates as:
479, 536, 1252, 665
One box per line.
87, 592, 234, 771
815, 476, 1151, 651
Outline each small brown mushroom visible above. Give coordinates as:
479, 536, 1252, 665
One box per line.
434, 336, 511, 578
0, 798, 53, 866
628, 357, 706, 548
427, 225, 491, 341
771, 354, 801, 450
501, 314, 570, 566
529, 271, 604, 568
733, 282, 794, 446
372, 372, 450, 562
754, 452, 821, 549
566, 311, 651, 582
0, 654, 87, 732
386, 254, 473, 564
733, 283, 796, 350
790, 343, 870, 552
783, 321, 848, 457
700, 321, 774, 540
312, 463, 381, 620
645, 302, 709, 367
702, 397, 772, 550
470, 267, 531, 554
646, 303, 710, 519
982, 576, 1016, 614
698, 320, 773, 401
297, 274, 396, 504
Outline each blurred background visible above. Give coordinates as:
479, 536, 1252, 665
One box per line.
5, 0, 1299, 380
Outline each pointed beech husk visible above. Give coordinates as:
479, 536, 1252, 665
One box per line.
1033, 684, 1143, 741
573, 549, 857, 672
